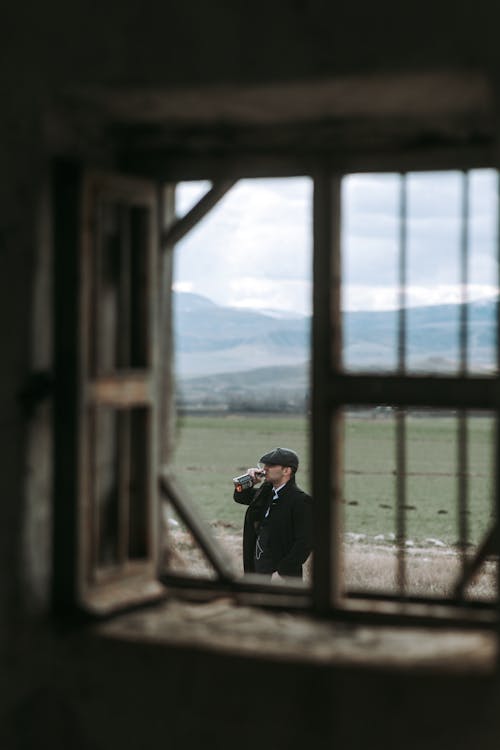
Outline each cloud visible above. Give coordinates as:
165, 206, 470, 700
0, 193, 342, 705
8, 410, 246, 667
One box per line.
344, 284, 498, 312
228, 276, 312, 315
175, 181, 212, 217
174, 177, 312, 313
174, 170, 498, 314
342, 169, 498, 305
172, 280, 194, 294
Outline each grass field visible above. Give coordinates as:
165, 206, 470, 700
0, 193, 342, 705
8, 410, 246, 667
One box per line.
169, 412, 496, 548
170, 413, 309, 526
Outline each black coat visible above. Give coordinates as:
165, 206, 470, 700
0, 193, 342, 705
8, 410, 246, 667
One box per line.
233, 479, 312, 578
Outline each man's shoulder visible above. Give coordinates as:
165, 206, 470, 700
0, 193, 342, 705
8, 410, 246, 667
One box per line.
285, 483, 312, 503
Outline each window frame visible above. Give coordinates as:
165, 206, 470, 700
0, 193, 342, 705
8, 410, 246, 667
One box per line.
52, 152, 500, 631
311, 168, 500, 628
52, 163, 165, 616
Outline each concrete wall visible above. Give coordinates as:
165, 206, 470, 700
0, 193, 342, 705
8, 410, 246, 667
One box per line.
2, 2, 500, 747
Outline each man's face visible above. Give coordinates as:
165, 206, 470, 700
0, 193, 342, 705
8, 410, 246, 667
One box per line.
263, 463, 290, 487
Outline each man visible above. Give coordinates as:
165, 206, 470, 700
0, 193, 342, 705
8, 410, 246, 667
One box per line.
233, 447, 312, 579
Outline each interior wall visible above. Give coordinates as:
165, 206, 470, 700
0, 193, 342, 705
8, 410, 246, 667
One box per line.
4, 631, 500, 750
4, 1, 500, 89
3, 2, 500, 747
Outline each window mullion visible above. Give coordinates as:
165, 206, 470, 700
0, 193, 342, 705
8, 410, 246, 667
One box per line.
395, 173, 408, 595
495, 172, 500, 634
118, 410, 131, 567
312, 170, 342, 614
458, 172, 471, 580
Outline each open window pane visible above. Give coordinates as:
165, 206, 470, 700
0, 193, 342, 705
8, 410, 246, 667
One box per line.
91, 406, 151, 575
52, 167, 162, 614
92, 407, 120, 569
168, 177, 313, 584
128, 407, 150, 560
92, 200, 151, 374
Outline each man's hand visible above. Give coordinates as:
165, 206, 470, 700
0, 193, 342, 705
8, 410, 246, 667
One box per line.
246, 467, 264, 485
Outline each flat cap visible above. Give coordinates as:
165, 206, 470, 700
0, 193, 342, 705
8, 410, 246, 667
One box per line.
259, 447, 299, 470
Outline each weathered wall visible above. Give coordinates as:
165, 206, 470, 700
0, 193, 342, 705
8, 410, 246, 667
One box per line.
4, 1, 500, 89
3, 628, 500, 750
3, 1, 500, 747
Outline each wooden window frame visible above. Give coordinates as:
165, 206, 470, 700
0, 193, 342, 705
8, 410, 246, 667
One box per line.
52, 153, 500, 632
311, 169, 500, 629
53, 163, 164, 615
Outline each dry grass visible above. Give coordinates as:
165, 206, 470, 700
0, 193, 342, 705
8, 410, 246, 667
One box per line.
162, 521, 496, 601
343, 543, 496, 600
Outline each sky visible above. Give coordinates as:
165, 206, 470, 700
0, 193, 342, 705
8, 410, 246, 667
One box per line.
172, 170, 498, 316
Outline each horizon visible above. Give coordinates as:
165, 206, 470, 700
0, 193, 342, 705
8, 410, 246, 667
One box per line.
173, 287, 499, 317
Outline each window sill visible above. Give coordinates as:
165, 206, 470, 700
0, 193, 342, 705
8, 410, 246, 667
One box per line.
95, 595, 496, 674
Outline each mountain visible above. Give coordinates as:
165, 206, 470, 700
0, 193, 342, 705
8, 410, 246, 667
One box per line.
173, 292, 310, 376
173, 292, 498, 409
343, 300, 496, 371
176, 363, 310, 412
174, 291, 497, 375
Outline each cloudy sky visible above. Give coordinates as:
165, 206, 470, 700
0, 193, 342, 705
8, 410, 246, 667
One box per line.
173, 170, 498, 316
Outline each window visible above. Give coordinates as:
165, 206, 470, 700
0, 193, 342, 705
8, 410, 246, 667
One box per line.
53, 165, 164, 614
164, 177, 312, 584
313, 169, 500, 626
52, 159, 500, 631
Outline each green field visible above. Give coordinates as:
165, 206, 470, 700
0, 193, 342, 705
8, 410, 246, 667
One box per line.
170, 412, 496, 547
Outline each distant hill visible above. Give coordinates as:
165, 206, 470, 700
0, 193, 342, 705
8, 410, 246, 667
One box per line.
343, 299, 496, 371
174, 292, 310, 376
176, 362, 310, 412
173, 291, 497, 409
